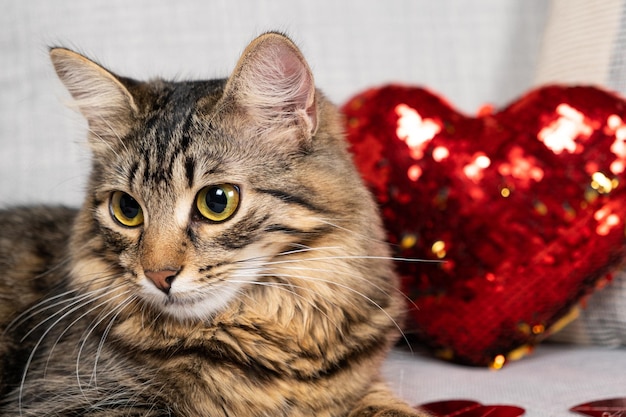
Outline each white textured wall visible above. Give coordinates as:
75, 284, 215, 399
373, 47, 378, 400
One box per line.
1, 0, 549, 206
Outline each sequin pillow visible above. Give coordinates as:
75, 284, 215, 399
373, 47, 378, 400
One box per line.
342, 84, 626, 367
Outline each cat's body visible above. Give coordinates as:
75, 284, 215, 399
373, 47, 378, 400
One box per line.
0, 33, 422, 416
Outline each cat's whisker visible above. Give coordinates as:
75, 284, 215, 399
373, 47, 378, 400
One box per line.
314, 217, 395, 246
6, 271, 121, 334
18, 284, 132, 412
240, 251, 435, 319
273, 240, 444, 268
263, 254, 442, 266
269, 245, 345, 258
75, 292, 135, 389
236, 270, 412, 353
85, 295, 138, 400
235, 241, 437, 268
231, 245, 345, 267
17, 299, 90, 413
229, 277, 343, 333
19, 281, 121, 342
43, 289, 131, 381
261, 263, 421, 316
6, 267, 117, 334
233, 247, 424, 323
17, 291, 99, 343
5, 288, 83, 334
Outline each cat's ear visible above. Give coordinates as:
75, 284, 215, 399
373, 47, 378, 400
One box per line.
50, 48, 138, 142
222, 32, 318, 139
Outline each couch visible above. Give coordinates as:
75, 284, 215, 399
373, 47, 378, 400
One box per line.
2, 1, 626, 416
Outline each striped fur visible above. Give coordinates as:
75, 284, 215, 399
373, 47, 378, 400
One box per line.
0, 33, 424, 416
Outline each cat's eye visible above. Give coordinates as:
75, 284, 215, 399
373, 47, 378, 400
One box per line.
110, 191, 144, 227
195, 184, 240, 222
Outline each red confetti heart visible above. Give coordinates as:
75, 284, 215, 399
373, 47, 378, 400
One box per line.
416, 400, 525, 416
343, 85, 626, 366
571, 398, 626, 416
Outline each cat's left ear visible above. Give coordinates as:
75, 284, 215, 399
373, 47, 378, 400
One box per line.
222, 32, 318, 139
50, 48, 138, 145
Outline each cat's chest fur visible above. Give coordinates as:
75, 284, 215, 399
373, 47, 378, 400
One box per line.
32, 287, 391, 416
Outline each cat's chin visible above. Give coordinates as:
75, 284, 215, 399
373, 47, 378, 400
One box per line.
139, 281, 243, 322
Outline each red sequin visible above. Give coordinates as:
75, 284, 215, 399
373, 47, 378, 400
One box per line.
571, 398, 626, 416
416, 400, 525, 417
342, 85, 626, 366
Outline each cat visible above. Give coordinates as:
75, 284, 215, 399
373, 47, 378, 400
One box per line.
0, 32, 424, 416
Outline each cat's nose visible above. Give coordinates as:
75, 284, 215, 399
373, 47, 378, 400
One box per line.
145, 269, 179, 295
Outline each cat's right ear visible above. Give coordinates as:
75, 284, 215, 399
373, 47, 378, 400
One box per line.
50, 48, 138, 143
220, 33, 318, 146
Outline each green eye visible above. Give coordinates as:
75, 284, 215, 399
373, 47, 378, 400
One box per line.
196, 184, 240, 222
110, 191, 144, 227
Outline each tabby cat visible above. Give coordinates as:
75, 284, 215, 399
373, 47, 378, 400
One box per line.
0, 33, 423, 416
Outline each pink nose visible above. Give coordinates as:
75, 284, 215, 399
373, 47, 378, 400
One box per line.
145, 269, 179, 295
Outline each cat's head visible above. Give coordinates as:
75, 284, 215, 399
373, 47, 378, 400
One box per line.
51, 33, 387, 322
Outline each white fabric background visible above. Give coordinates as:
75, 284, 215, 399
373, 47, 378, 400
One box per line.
534, 0, 624, 87
383, 345, 626, 416
3, 1, 626, 416
1, 0, 548, 206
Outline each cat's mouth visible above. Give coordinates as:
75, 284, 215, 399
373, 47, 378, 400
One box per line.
137, 250, 267, 320
139, 275, 247, 321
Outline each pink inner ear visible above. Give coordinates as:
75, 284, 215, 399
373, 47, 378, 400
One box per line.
240, 36, 318, 134
268, 42, 317, 131
277, 46, 314, 105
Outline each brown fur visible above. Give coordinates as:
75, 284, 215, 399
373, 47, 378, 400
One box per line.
0, 33, 425, 416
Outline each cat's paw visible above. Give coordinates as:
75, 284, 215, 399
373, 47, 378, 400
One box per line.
349, 405, 430, 417
349, 382, 430, 417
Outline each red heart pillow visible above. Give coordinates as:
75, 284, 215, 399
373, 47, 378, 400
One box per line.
342, 85, 626, 366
